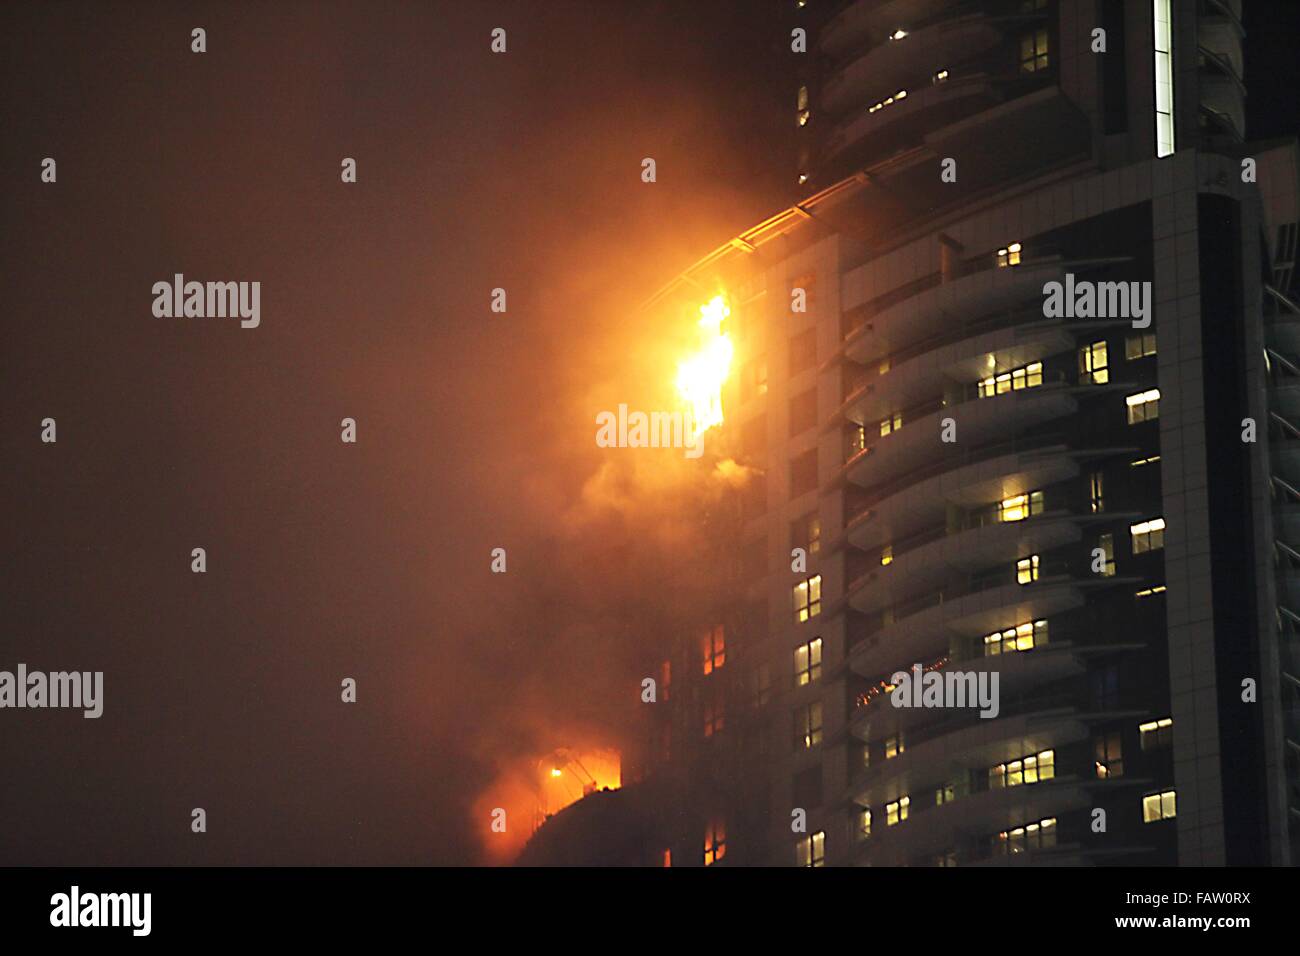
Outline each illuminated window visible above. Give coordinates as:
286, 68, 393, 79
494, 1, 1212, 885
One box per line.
1153, 0, 1175, 157
996, 817, 1057, 855
1143, 789, 1177, 823
797, 85, 809, 110
935, 784, 956, 805
879, 411, 903, 436
793, 512, 821, 556
796, 831, 826, 867
990, 749, 1055, 788
1126, 388, 1160, 423
932, 69, 949, 84
795, 701, 823, 749
849, 422, 868, 458
983, 619, 1048, 655
1017, 555, 1040, 585
1130, 517, 1165, 553
795, 637, 823, 686
880, 545, 893, 567
998, 490, 1044, 522
867, 89, 908, 114
996, 242, 1023, 267
886, 796, 910, 826
1094, 732, 1124, 778
793, 574, 822, 623
1139, 717, 1173, 750
1097, 533, 1116, 577
1079, 340, 1109, 384
662, 848, 671, 867
978, 361, 1042, 397
1019, 28, 1049, 73
857, 808, 872, 840
1089, 471, 1105, 514
702, 625, 726, 675
703, 698, 725, 737
704, 819, 727, 865
885, 733, 904, 759
1126, 332, 1157, 360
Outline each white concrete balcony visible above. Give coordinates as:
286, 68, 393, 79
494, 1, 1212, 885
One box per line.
840, 384, 1078, 492
848, 578, 1088, 680
820, 0, 956, 59
842, 259, 1070, 369
852, 776, 1102, 866
836, 320, 1075, 428
846, 512, 1083, 615
850, 643, 1090, 743
848, 708, 1090, 808
820, 13, 1002, 117
844, 443, 1080, 553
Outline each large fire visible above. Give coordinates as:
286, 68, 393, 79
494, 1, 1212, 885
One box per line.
675, 295, 734, 438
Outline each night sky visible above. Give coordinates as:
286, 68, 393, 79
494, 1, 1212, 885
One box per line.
1, 0, 788, 865
2, 0, 1297, 866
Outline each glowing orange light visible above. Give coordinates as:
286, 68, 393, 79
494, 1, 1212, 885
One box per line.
550, 768, 563, 778
675, 295, 734, 439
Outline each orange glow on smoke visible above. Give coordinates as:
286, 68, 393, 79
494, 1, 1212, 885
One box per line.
675, 295, 734, 438
476, 747, 621, 863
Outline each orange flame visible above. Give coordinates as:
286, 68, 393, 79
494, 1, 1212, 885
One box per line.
675, 295, 734, 439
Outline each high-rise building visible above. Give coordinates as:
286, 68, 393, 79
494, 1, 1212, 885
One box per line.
621, 0, 1299, 867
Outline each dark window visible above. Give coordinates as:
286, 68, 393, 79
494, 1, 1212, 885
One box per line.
788, 329, 817, 377
791, 449, 818, 497
793, 766, 823, 809
789, 388, 817, 436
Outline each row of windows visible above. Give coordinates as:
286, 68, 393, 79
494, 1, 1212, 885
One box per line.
733, 789, 1175, 866
1095, 718, 1174, 778
990, 749, 1055, 788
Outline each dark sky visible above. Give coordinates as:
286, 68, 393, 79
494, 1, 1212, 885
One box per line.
0, 0, 789, 865
3, 1, 1297, 867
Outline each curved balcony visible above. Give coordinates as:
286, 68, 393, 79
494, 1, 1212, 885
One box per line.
1199, 50, 1246, 142
821, 74, 1000, 172
820, 0, 955, 59
850, 644, 1089, 742
844, 443, 1080, 553
852, 775, 1102, 866
849, 708, 1089, 808
1266, 318, 1300, 356
846, 512, 1083, 615
848, 578, 1088, 680
836, 320, 1075, 428
840, 384, 1079, 493
842, 258, 1073, 368
820, 14, 1002, 117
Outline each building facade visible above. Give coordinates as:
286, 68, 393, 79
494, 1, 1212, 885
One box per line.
622, 0, 1300, 867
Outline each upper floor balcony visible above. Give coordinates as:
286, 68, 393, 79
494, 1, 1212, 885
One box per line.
819, 12, 1004, 118
842, 257, 1074, 369
843, 441, 1081, 553
838, 381, 1078, 493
